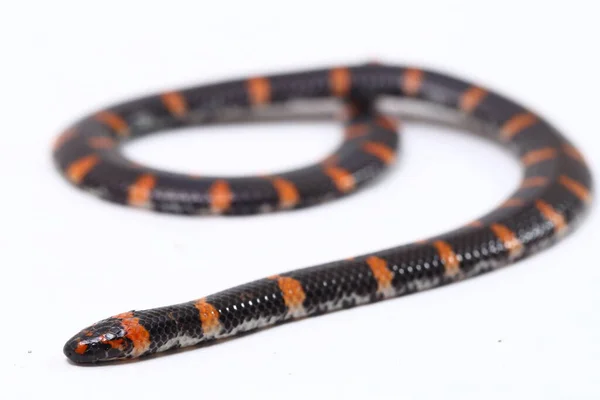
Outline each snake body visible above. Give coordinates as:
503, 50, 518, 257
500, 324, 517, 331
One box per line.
55, 63, 592, 363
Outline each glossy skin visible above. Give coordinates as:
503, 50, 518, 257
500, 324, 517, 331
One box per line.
56, 63, 593, 363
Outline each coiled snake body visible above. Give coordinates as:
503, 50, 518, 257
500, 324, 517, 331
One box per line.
54, 63, 593, 363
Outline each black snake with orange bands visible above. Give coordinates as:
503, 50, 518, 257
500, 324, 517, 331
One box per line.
54, 63, 593, 363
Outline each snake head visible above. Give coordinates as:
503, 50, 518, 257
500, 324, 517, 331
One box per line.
63, 317, 134, 363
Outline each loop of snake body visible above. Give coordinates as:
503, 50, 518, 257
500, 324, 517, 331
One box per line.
54, 62, 593, 364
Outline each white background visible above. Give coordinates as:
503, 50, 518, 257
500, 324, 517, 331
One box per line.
1, 1, 599, 399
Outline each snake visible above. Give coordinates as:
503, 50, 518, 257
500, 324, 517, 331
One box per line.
54, 62, 593, 364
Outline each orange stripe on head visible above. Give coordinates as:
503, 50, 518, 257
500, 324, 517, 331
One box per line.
161, 91, 188, 117
500, 198, 525, 208
344, 123, 370, 140
521, 148, 557, 167
500, 112, 537, 141
273, 276, 306, 316
128, 174, 157, 207
329, 67, 351, 97
114, 312, 150, 358
100, 337, 125, 350
432, 240, 460, 278
323, 164, 355, 193
361, 141, 396, 165
247, 77, 271, 106
271, 177, 300, 209
402, 68, 424, 96
88, 136, 116, 149
535, 200, 567, 234
75, 342, 88, 355
559, 175, 591, 204
209, 179, 233, 213
520, 176, 548, 188
66, 154, 99, 184
366, 256, 394, 296
459, 86, 488, 113
194, 299, 221, 337
490, 223, 523, 258
53, 128, 77, 151
562, 144, 586, 163
95, 111, 129, 137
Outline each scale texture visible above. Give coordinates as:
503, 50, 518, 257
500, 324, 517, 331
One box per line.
54, 63, 593, 363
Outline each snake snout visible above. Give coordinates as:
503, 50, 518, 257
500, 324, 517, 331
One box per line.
63, 320, 131, 363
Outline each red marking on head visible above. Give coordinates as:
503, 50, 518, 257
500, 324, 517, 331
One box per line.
467, 221, 484, 228
209, 180, 233, 213
99, 336, 125, 350
128, 174, 157, 207
94, 111, 129, 137
247, 77, 271, 106
459, 86, 488, 113
66, 154, 99, 184
361, 141, 396, 165
432, 240, 460, 277
402, 68, 424, 96
490, 223, 523, 258
500, 113, 537, 141
366, 256, 394, 293
108, 339, 125, 350
329, 67, 351, 97
559, 175, 591, 204
75, 342, 88, 355
161, 91, 188, 117
521, 148, 557, 166
270, 177, 300, 209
